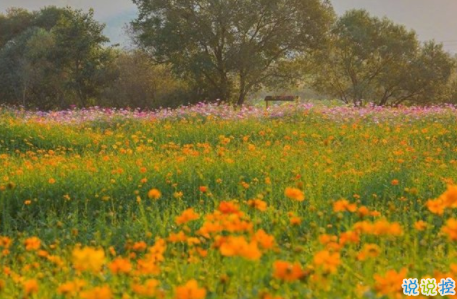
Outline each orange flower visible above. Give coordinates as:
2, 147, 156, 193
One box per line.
72, 247, 105, 273
218, 201, 241, 215
23, 279, 39, 295
354, 219, 403, 236
175, 280, 206, 299
339, 231, 359, 246
132, 279, 160, 297
285, 187, 305, 202
219, 236, 262, 260
253, 229, 275, 250
148, 188, 161, 200
273, 261, 305, 282
373, 268, 407, 297
426, 198, 445, 215
108, 257, 132, 274
132, 241, 147, 251
313, 250, 341, 274
168, 231, 187, 243
48, 178, 56, 184
357, 206, 370, 218
290, 216, 302, 225
391, 179, 399, 186
199, 186, 208, 193
24, 237, 41, 251
176, 208, 200, 225
57, 279, 86, 296
247, 199, 268, 211
439, 185, 457, 208
333, 199, 357, 213
442, 218, 457, 240
357, 244, 381, 261
414, 220, 427, 231
80, 286, 113, 299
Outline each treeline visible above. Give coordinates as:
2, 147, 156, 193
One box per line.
1, 3, 457, 109
0, 7, 189, 110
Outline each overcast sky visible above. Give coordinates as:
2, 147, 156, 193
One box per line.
1, 0, 457, 52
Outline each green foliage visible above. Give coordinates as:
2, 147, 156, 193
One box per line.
0, 7, 115, 109
101, 51, 190, 109
131, 0, 334, 105
310, 10, 455, 106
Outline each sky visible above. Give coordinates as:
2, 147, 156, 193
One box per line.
1, 0, 457, 52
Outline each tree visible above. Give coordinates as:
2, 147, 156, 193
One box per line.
131, 0, 334, 105
311, 10, 454, 106
0, 7, 116, 109
102, 50, 188, 109
52, 8, 113, 107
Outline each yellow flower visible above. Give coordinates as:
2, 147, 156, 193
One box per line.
285, 187, 305, 202
72, 247, 105, 273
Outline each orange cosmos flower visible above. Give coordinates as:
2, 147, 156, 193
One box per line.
175, 280, 206, 299
333, 199, 357, 213
148, 188, 162, 200
426, 198, 445, 215
285, 187, 305, 202
108, 257, 132, 274
439, 185, 457, 208
442, 218, 457, 240
354, 219, 402, 236
218, 201, 241, 215
57, 279, 86, 296
132, 241, 147, 251
357, 244, 381, 261
391, 179, 399, 186
168, 231, 187, 243
199, 186, 208, 193
373, 268, 407, 297
176, 208, 200, 225
247, 199, 267, 211
339, 231, 359, 246
24, 237, 41, 251
132, 279, 160, 297
253, 229, 275, 250
219, 236, 262, 260
72, 247, 105, 273
273, 261, 305, 282
313, 250, 341, 274
23, 279, 39, 295
414, 220, 427, 231
80, 286, 113, 299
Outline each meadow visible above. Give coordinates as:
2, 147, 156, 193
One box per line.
1, 103, 457, 298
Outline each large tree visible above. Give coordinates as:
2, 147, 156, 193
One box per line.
131, 0, 334, 105
52, 8, 114, 107
311, 10, 454, 106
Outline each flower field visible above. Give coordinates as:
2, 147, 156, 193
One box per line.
1, 103, 457, 298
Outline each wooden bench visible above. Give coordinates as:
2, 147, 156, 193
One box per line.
264, 96, 300, 108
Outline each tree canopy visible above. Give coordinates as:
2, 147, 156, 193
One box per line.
310, 10, 455, 106
131, 0, 335, 105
